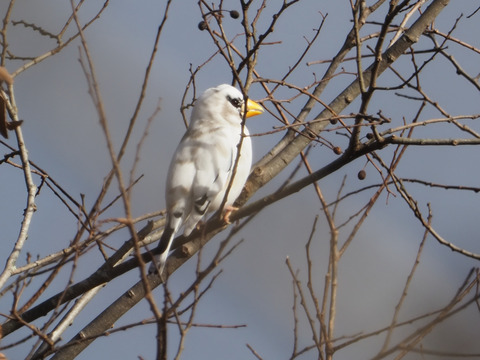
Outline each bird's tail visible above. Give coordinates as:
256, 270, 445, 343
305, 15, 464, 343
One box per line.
148, 223, 177, 275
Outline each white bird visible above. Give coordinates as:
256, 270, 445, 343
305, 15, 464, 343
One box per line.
149, 84, 264, 274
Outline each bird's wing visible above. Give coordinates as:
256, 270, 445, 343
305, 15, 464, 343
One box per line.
149, 132, 234, 274
181, 131, 235, 235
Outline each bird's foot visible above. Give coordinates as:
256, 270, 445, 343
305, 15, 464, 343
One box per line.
222, 205, 238, 224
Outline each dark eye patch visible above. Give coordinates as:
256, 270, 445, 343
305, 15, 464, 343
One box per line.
227, 95, 242, 109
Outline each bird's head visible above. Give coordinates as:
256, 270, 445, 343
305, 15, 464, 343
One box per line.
193, 84, 263, 125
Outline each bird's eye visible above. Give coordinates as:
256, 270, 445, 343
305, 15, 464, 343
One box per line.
227, 96, 242, 109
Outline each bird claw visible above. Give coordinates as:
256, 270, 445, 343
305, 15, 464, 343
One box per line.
223, 205, 238, 224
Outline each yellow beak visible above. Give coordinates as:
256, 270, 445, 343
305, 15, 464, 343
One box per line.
245, 99, 264, 118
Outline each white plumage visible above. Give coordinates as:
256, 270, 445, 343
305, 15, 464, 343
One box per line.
149, 84, 263, 274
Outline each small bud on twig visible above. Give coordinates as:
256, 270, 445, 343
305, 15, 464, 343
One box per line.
0, 67, 13, 85
333, 146, 342, 155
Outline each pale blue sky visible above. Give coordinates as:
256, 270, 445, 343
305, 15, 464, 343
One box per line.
1, 1, 479, 359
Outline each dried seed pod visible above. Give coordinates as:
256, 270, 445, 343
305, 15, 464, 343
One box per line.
357, 169, 366, 180
198, 21, 207, 31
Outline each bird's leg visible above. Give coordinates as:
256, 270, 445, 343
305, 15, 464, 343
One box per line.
222, 205, 238, 224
